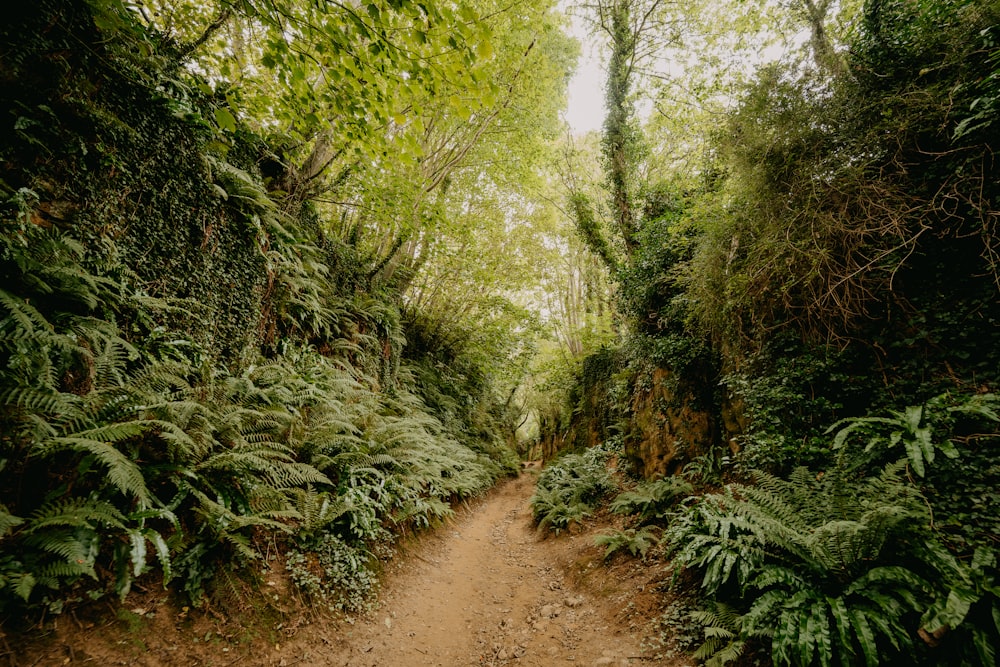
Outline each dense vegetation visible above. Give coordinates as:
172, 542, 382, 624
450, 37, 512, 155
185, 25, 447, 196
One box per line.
2, 0, 997, 662
530, 0, 1000, 664
0, 0, 571, 621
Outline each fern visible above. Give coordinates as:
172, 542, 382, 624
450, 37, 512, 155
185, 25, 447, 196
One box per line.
827, 394, 999, 478
41, 436, 152, 505
531, 485, 591, 534
666, 458, 937, 666
610, 476, 694, 522
288, 486, 349, 536
0, 505, 24, 538
594, 526, 659, 560
24, 497, 126, 533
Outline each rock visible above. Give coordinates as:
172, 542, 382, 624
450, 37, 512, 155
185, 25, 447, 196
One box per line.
539, 603, 562, 618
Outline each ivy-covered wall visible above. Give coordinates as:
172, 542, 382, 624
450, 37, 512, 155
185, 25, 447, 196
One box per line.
3, 0, 266, 368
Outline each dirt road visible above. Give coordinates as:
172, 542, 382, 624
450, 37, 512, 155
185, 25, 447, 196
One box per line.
313, 472, 651, 667
13, 472, 667, 666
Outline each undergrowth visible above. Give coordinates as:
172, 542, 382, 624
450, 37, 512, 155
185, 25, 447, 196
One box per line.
530, 444, 618, 534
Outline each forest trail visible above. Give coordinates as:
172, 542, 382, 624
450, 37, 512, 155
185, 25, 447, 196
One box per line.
13, 471, 675, 666
294, 471, 655, 667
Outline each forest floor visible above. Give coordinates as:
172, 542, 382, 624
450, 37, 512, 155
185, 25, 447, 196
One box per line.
9, 470, 693, 667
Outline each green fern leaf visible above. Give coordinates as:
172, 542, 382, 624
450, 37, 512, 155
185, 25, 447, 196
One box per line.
0, 385, 79, 416
827, 595, 855, 667
0, 288, 51, 333
146, 528, 172, 583
129, 530, 147, 577
809, 600, 834, 667
0, 505, 24, 538
849, 607, 879, 667
26, 497, 125, 531
45, 436, 151, 504
10, 572, 36, 601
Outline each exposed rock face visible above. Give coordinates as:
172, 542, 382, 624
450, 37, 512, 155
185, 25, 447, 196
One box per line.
624, 368, 715, 478
536, 352, 748, 479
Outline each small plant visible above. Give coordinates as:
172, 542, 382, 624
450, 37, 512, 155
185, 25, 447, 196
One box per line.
828, 393, 999, 477
530, 445, 618, 534
690, 602, 748, 667
610, 476, 693, 523
594, 526, 659, 560
531, 486, 592, 534
919, 544, 1000, 665
286, 533, 378, 613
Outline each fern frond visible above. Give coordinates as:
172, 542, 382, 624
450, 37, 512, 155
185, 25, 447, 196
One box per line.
0, 288, 51, 334
90, 336, 139, 388
8, 572, 37, 601
0, 385, 81, 417
43, 436, 151, 504
25, 497, 125, 532
288, 486, 349, 534
692, 602, 748, 667
0, 505, 24, 539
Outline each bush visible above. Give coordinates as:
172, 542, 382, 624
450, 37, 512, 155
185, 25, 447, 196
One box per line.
286, 533, 378, 613
610, 476, 694, 524
530, 445, 618, 534
666, 396, 1000, 666
593, 526, 659, 560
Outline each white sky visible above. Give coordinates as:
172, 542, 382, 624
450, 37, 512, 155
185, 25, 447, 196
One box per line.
563, 13, 606, 135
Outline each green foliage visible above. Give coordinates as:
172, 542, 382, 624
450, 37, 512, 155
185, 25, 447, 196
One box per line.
667, 394, 1000, 666
530, 445, 618, 534
685, 0, 1000, 404
668, 461, 935, 666
0, 0, 524, 621
827, 393, 999, 477
610, 476, 694, 523
286, 533, 378, 613
919, 544, 1000, 666
593, 526, 659, 560
690, 602, 749, 667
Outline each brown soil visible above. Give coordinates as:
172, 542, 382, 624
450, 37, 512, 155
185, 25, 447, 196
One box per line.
7, 471, 692, 667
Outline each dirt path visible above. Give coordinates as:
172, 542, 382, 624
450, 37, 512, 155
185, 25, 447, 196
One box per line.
303, 472, 651, 667
12, 472, 671, 666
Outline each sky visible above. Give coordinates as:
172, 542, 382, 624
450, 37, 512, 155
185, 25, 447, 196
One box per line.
562, 13, 606, 135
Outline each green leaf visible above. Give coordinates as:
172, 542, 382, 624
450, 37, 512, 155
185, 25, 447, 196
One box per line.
13, 572, 36, 601
147, 529, 172, 583
849, 609, 879, 667
129, 530, 147, 577
827, 596, 855, 667
0, 505, 24, 538
214, 107, 238, 132
47, 436, 151, 505
973, 625, 997, 667
903, 436, 925, 477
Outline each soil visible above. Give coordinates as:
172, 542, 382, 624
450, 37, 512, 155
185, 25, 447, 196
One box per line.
7, 470, 693, 667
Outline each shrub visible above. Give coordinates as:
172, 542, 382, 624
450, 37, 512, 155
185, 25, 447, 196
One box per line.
610, 476, 694, 523
593, 526, 659, 560
530, 445, 618, 534
666, 395, 1000, 666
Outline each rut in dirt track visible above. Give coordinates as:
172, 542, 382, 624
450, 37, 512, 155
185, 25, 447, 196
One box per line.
315, 472, 651, 667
